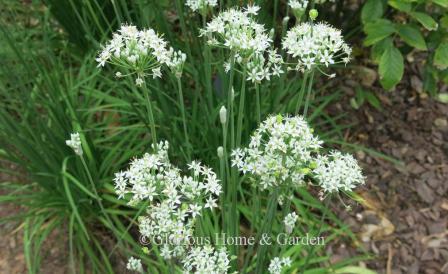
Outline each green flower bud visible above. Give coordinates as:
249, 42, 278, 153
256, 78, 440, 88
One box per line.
301, 167, 311, 175
142, 247, 150, 254
309, 9, 318, 21
276, 114, 283, 123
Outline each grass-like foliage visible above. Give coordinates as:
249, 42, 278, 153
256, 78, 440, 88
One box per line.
0, 0, 379, 273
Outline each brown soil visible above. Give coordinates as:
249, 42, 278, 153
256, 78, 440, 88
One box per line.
326, 63, 448, 274
0, 161, 68, 274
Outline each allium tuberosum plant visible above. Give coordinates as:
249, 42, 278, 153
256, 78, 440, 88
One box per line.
91, 3, 368, 273
0, 1, 378, 273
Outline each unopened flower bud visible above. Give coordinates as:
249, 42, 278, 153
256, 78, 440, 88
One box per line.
217, 146, 224, 158
219, 106, 227, 124
269, 28, 275, 40
309, 9, 318, 21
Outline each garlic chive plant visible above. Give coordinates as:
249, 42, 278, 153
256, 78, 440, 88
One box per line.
66, 131, 116, 237
232, 114, 365, 272
96, 24, 178, 83
97, 4, 366, 274
96, 24, 189, 152
114, 141, 231, 272
201, 8, 286, 254
283, 10, 351, 116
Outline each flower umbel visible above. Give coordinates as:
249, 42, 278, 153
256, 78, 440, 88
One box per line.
201, 6, 284, 83
231, 115, 322, 190
66, 132, 83, 156
182, 245, 231, 273
268, 257, 292, 274
313, 150, 365, 193
126, 257, 143, 273
289, 0, 308, 10
283, 22, 351, 72
96, 24, 186, 84
114, 141, 222, 259
186, 0, 217, 12
283, 212, 299, 234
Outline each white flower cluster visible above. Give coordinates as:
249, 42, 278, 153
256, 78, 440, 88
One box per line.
186, 0, 217, 12
182, 245, 231, 274
231, 115, 322, 190
232, 115, 365, 195
66, 132, 83, 156
200, 6, 269, 54
268, 257, 292, 274
288, 0, 308, 11
245, 50, 284, 83
201, 6, 284, 83
96, 24, 186, 85
283, 212, 298, 234
126, 257, 143, 273
283, 22, 351, 72
313, 150, 365, 193
114, 141, 222, 259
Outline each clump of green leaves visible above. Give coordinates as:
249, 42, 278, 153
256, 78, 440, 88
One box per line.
362, 0, 448, 94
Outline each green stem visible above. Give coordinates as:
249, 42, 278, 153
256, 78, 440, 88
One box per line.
303, 71, 315, 118
255, 84, 261, 124
80, 156, 113, 228
142, 83, 158, 149
295, 72, 309, 114
299, 198, 330, 274
243, 189, 279, 274
236, 66, 247, 147
219, 149, 226, 228
225, 53, 237, 267
176, 77, 191, 158
203, 15, 214, 113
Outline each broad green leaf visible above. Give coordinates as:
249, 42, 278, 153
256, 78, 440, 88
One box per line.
434, 42, 448, 70
441, 15, 448, 30
432, 0, 448, 8
364, 19, 396, 46
410, 12, 439, 30
371, 37, 394, 63
397, 25, 427, 50
362, 0, 384, 24
388, 0, 412, 12
379, 45, 404, 90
